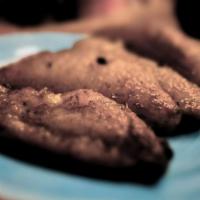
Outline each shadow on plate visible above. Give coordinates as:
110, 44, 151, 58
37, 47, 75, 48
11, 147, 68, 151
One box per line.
0, 133, 169, 186
155, 115, 200, 137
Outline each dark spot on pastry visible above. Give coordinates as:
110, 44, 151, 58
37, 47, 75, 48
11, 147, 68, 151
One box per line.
2, 83, 12, 89
96, 57, 108, 65
26, 109, 31, 114
140, 0, 150, 4
33, 110, 39, 115
47, 61, 53, 68
157, 60, 165, 67
22, 102, 27, 106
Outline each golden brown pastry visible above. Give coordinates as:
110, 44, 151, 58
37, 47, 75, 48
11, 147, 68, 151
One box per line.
35, 0, 200, 85
94, 0, 200, 85
0, 86, 172, 183
0, 38, 200, 131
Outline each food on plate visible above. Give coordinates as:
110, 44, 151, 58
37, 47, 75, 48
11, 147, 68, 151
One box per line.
1, 38, 199, 133
0, 86, 172, 183
40, 0, 200, 85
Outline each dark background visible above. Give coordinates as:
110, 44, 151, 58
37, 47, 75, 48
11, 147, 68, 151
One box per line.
0, 0, 199, 39
176, 0, 200, 39
0, 0, 79, 25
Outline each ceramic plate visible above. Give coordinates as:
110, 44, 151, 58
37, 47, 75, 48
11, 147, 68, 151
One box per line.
0, 33, 199, 200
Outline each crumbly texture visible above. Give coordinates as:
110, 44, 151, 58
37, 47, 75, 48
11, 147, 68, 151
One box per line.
93, 0, 200, 85
40, 0, 200, 85
122, 24, 200, 86
1, 38, 200, 131
0, 87, 171, 176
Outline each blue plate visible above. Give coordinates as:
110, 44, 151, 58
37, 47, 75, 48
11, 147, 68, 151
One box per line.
0, 33, 200, 200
